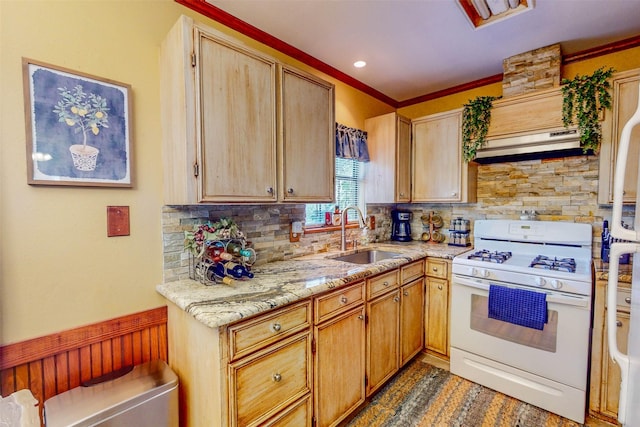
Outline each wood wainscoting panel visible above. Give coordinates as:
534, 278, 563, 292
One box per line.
0, 306, 168, 426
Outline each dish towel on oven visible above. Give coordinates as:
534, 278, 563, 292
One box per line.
488, 284, 548, 330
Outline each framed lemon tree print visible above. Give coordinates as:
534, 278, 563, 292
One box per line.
23, 58, 133, 187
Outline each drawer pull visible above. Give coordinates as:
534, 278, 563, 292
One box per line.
432, 267, 438, 272
271, 323, 282, 332
272, 373, 282, 382
617, 320, 623, 327
625, 297, 632, 304
340, 296, 348, 304
383, 281, 389, 287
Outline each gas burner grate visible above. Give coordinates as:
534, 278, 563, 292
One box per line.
467, 250, 512, 264
529, 255, 576, 273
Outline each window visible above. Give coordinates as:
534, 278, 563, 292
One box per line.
305, 157, 362, 226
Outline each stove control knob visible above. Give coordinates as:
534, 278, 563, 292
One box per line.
550, 279, 562, 289
536, 277, 547, 287
470, 268, 478, 276
480, 269, 490, 278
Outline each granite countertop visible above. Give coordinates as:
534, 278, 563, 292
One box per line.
156, 242, 471, 329
594, 258, 633, 283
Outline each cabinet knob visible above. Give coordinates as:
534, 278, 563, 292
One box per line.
403, 290, 409, 296
287, 188, 294, 194
383, 281, 389, 287
399, 192, 405, 197
617, 320, 623, 327
451, 192, 457, 197
266, 187, 274, 194
272, 373, 282, 382
358, 314, 364, 320
625, 297, 632, 304
432, 267, 438, 272
340, 296, 348, 304
394, 296, 400, 303
271, 323, 282, 332
437, 284, 443, 290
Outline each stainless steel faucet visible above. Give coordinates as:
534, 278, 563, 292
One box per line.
341, 205, 367, 251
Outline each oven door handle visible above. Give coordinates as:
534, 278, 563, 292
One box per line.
452, 275, 590, 308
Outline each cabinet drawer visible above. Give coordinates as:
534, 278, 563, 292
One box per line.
367, 270, 399, 300
401, 259, 425, 284
617, 288, 632, 312
263, 395, 312, 427
229, 300, 311, 361
426, 258, 448, 279
229, 332, 312, 427
315, 281, 365, 324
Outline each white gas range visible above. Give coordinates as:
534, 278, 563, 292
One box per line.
450, 220, 593, 424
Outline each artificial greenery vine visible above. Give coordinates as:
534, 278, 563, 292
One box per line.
561, 66, 614, 154
462, 95, 501, 162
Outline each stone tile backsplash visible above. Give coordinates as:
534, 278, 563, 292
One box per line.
162, 154, 634, 282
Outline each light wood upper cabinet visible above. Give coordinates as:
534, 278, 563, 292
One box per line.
160, 15, 334, 204
279, 66, 335, 202
412, 109, 477, 203
363, 112, 412, 203
598, 69, 640, 204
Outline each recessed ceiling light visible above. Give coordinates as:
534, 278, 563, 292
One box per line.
353, 60, 367, 68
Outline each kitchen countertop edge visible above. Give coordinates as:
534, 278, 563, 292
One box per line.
157, 242, 470, 329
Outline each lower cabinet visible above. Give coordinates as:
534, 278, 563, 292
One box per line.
166, 258, 429, 427
589, 279, 631, 423
228, 332, 312, 426
366, 288, 401, 395
401, 277, 426, 365
314, 281, 366, 427
424, 257, 450, 358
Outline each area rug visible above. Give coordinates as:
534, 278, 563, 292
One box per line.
347, 358, 583, 427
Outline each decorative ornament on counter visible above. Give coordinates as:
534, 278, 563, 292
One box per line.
184, 217, 256, 286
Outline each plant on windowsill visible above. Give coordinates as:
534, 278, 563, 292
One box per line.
561, 66, 614, 155
462, 95, 501, 162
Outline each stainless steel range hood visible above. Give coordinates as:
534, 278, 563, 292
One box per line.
473, 128, 586, 163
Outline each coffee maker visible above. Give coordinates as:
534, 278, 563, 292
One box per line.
391, 210, 412, 242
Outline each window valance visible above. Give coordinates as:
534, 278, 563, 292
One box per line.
335, 123, 369, 162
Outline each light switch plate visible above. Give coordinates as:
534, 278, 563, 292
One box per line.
290, 221, 302, 242
107, 206, 130, 237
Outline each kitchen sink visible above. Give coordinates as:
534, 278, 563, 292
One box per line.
330, 249, 401, 264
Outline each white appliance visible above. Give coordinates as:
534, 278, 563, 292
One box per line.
607, 84, 640, 427
450, 219, 593, 423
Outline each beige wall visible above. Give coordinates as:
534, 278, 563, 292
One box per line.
0, 0, 391, 345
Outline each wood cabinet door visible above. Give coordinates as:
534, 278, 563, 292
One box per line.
425, 277, 449, 357
314, 306, 366, 427
412, 110, 467, 202
196, 29, 278, 202
366, 290, 400, 396
396, 115, 412, 202
279, 66, 335, 202
229, 332, 312, 427
363, 113, 411, 203
599, 69, 640, 204
400, 278, 425, 366
601, 310, 629, 419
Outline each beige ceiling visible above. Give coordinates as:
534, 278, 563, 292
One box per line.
206, 0, 640, 103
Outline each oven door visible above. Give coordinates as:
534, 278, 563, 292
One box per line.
450, 273, 592, 389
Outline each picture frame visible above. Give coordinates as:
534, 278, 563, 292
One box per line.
23, 58, 133, 187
